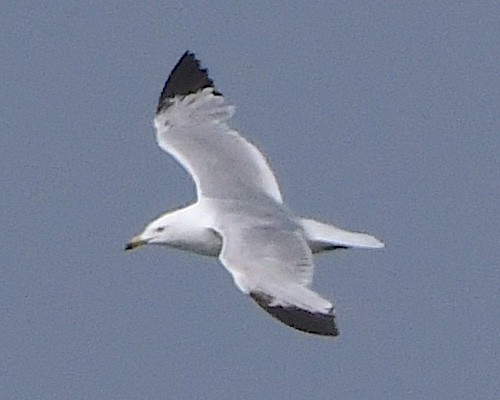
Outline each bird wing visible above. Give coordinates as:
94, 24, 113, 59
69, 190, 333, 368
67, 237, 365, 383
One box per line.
153, 52, 283, 203
218, 225, 339, 336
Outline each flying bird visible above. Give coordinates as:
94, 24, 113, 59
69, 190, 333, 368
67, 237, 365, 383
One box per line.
126, 51, 384, 336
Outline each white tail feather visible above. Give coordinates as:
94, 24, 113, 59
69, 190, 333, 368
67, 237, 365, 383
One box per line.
300, 218, 384, 251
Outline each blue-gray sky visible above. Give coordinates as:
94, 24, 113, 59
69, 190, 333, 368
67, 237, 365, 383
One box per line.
1, 2, 498, 399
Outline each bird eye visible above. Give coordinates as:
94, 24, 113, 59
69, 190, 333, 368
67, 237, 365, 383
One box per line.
154, 227, 165, 233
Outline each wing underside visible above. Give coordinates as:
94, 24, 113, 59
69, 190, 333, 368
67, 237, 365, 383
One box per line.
154, 52, 283, 203
219, 226, 339, 337
250, 291, 339, 336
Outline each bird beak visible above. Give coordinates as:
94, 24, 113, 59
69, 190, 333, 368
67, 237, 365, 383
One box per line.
125, 235, 147, 251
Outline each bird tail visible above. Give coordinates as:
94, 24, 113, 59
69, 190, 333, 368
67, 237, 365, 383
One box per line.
299, 217, 384, 253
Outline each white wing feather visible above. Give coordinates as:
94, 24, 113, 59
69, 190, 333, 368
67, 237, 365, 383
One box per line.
218, 226, 333, 315
154, 89, 283, 203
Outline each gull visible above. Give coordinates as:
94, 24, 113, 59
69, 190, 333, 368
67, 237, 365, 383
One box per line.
125, 51, 384, 337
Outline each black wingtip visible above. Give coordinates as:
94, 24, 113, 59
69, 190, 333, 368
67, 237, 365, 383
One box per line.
250, 292, 339, 337
156, 51, 220, 113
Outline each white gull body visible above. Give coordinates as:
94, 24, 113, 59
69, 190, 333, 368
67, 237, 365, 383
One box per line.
126, 52, 384, 336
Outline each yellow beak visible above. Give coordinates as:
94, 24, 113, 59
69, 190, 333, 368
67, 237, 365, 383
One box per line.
124, 235, 147, 251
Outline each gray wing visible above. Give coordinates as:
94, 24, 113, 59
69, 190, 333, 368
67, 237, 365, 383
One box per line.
154, 52, 283, 203
218, 226, 339, 337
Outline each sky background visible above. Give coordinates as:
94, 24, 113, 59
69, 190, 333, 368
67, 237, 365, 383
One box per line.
1, 1, 498, 399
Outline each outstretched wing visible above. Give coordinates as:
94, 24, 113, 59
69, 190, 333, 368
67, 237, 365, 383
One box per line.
153, 52, 283, 203
218, 226, 339, 337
